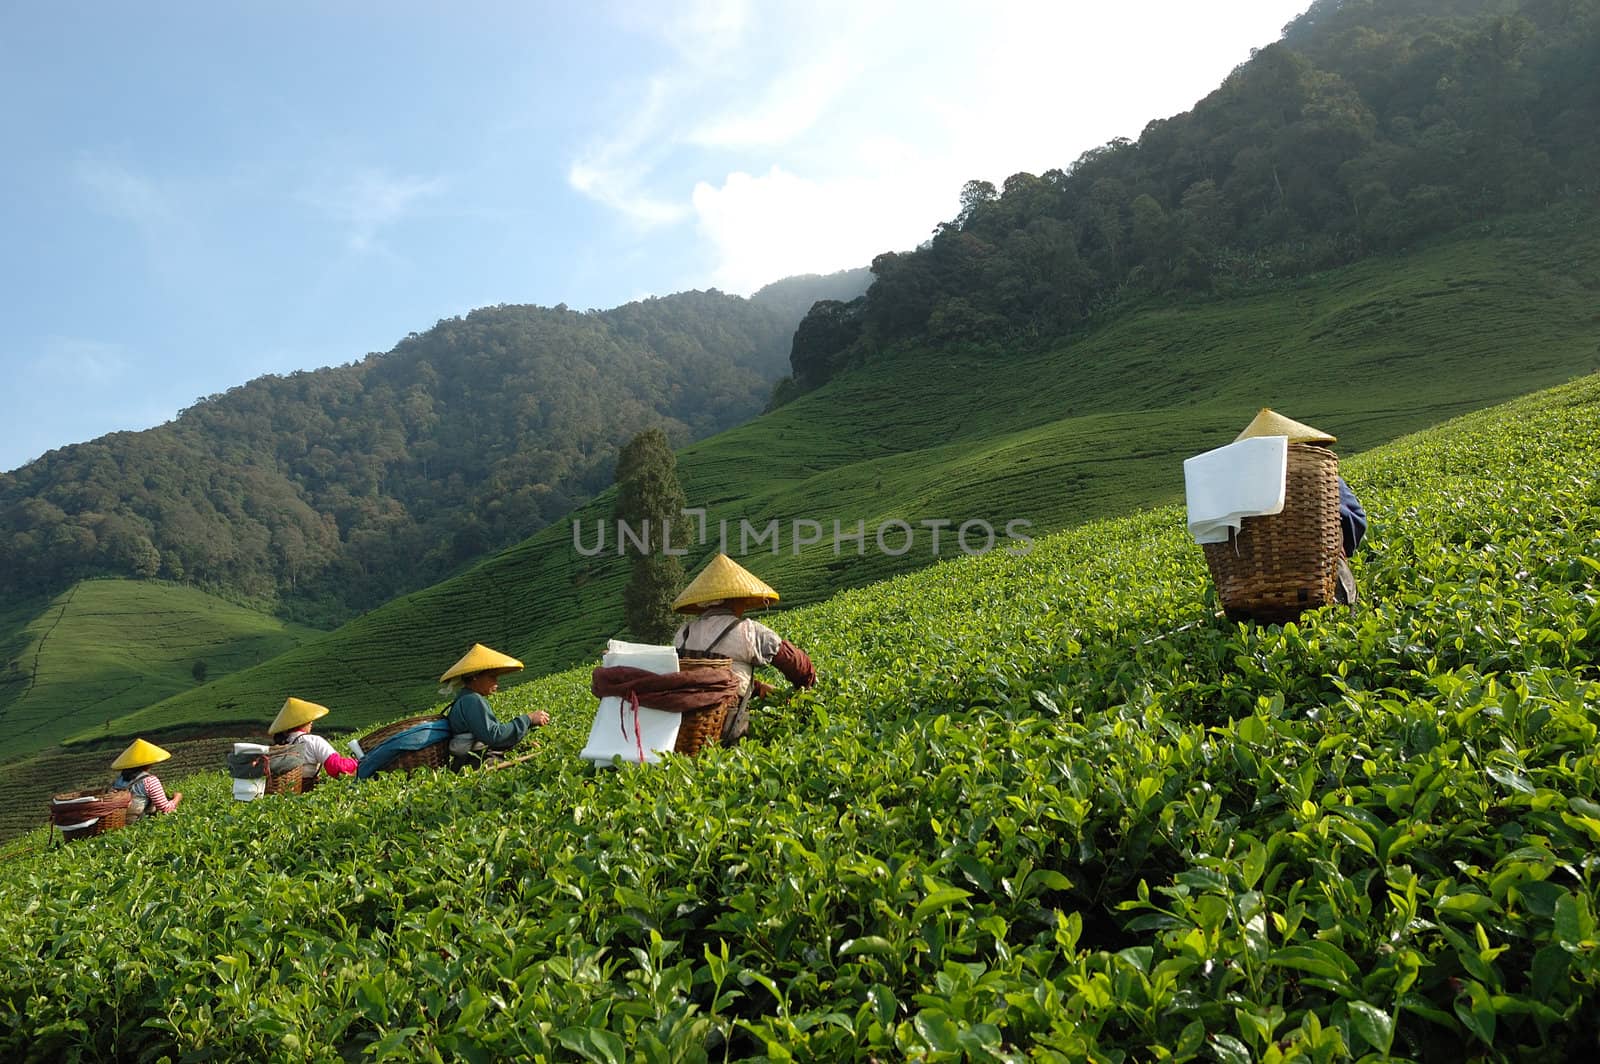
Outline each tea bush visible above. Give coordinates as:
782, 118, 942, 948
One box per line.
1, 376, 1597, 1061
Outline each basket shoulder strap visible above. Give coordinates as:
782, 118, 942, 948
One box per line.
125, 772, 152, 819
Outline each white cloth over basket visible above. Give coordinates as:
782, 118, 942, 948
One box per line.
231, 742, 269, 802
1184, 435, 1289, 545
580, 640, 681, 767
232, 778, 267, 801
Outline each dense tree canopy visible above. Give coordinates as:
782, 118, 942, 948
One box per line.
786, 0, 1600, 391
0, 274, 866, 619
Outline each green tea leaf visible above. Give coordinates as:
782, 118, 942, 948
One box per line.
1268, 942, 1357, 986
1345, 1000, 1393, 1054
839, 936, 895, 957
1209, 1032, 1252, 1064
912, 1010, 963, 1054
912, 887, 972, 923
1453, 981, 1496, 1046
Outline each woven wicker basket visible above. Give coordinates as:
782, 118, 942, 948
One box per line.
59, 820, 115, 842
359, 714, 449, 774
50, 789, 131, 841
1202, 442, 1343, 624
673, 657, 735, 756
265, 770, 319, 796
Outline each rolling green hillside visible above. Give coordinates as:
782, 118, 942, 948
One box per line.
3, 374, 1596, 1059
0, 579, 321, 756
0, 580, 322, 842
81, 206, 1600, 751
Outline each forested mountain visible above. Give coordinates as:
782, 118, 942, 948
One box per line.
0, 272, 867, 618
784, 0, 1600, 391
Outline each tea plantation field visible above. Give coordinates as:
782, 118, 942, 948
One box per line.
1, 375, 1597, 1060
79, 205, 1600, 759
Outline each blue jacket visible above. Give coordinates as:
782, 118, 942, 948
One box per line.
443, 691, 530, 751
1339, 478, 1367, 556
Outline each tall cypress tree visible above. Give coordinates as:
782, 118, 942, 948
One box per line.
612, 428, 688, 642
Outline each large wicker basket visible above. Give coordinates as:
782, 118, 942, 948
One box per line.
673, 657, 736, 756
49, 789, 131, 841
1202, 443, 1343, 624
359, 714, 449, 774
265, 769, 319, 796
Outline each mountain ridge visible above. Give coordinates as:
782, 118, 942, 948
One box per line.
0, 270, 871, 620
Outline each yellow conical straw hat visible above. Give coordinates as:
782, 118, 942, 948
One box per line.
269, 696, 330, 736
111, 738, 172, 771
439, 643, 524, 684
1234, 408, 1336, 445
672, 553, 779, 614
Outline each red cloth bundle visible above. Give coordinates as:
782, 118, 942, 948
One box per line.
590, 665, 741, 712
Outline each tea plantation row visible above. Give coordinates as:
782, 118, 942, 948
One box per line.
0, 376, 1596, 1061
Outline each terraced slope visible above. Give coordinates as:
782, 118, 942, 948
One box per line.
0, 580, 321, 840
0, 579, 321, 758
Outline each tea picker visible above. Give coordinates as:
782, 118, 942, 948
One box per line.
438, 644, 549, 766
111, 738, 182, 819
1185, 409, 1367, 625
667, 553, 816, 746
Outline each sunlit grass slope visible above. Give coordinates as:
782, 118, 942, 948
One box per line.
90, 207, 1600, 751
3, 374, 1596, 1059
0, 580, 321, 840
0, 578, 321, 758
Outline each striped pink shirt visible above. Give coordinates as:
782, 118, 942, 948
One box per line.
136, 774, 178, 814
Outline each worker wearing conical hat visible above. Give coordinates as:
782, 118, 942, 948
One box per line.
1233, 409, 1338, 447
1236, 408, 1367, 557
671, 554, 815, 745
109, 738, 182, 821
438, 644, 550, 763
268, 697, 359, 780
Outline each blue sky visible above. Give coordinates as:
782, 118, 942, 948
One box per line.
0, 0, 1309, 474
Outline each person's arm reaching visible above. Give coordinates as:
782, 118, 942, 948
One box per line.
322, 751, 360, 777
773, 641, 816, 688
143, 775, 182, 813
456, 692, 533, 750
748, 619, 815, 688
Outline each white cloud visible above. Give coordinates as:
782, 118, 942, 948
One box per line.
692, 165, 948, 294
608, 0, 750, 60
576, 1, 1309, 289
685, 42, 861, 149
567, 74, 695, 228
25, 337, 130, 388
304, 170, 446, 253
74, 159, 177, 232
